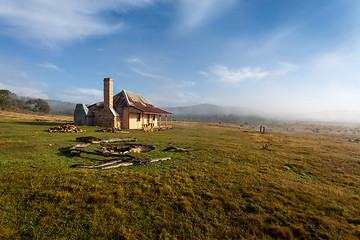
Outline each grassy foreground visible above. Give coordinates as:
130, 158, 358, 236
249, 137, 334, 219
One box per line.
0, 111, 359, 239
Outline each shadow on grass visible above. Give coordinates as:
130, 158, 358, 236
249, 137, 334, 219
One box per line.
16, 121, 69, 126
57, 146, 109, 164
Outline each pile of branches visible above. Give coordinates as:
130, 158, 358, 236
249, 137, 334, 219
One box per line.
96, 127, 129, 133
66, 136, 170, 169
48, 124, 86, 133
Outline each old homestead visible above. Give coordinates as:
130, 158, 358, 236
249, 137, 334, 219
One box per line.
74, 78, 173, 129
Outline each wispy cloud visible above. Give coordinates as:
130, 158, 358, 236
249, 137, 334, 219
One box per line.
200, 64, 268, 84
173, 80, 196, 88
148, 90, 203, 107
0, 0, 154, 48
177, 0, 236, 32
131, 67, 168, 80
37, 62, 62, 71
0, 82, 49, 99
0, 61, 48, 98
272, 62, 298, 76
56, 87, 103, 104
123, 57, 148, 69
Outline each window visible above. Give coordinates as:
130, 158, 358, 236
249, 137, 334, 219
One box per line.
137, 113, 141, 121
152, 114, 156, 121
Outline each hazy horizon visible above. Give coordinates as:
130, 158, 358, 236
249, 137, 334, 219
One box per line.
0, 1, 359, 122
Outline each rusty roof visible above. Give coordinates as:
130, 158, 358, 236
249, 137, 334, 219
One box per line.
114, 90, 173, 115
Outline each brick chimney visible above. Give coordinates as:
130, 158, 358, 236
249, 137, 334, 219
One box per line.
104, 78, 113, 110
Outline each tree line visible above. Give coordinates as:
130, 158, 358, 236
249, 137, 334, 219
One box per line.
0, 89, 50, 113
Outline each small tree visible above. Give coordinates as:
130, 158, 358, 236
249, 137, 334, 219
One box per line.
0, 89, 11, 108
26, 98, 50, 113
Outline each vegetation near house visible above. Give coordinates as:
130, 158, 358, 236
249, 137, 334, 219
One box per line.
0, 89, 50, 113
0, 110, 359, 239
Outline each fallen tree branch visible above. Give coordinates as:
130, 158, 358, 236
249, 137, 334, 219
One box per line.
76, 136, 137, 143
71, 157, 171, 169
69, 148, 140, 157
65, 143, 91, 152
163, 146, 192, 152
99, 137, 137, 143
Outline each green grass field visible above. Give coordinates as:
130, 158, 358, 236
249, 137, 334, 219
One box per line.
0, 111, 359, 239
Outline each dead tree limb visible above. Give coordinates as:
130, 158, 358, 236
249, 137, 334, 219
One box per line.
76, 136, 101, 143
163, 146, 191, 152
76, 136, 137, 143
99, 137, 137, 143
65, 143, 91, 152
101, 157, 172, 169
71, 157, 171, 169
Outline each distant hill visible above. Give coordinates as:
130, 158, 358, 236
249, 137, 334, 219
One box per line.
163, 104, 269, 125
45, 100, 76, 116
164, 104, 261, 116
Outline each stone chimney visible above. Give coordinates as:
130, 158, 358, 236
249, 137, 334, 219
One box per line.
104, 78, 113, 110
94, 78, 120, 128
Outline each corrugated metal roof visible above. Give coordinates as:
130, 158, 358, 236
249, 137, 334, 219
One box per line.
114, 90, 173, 115
87, 90, 173, 115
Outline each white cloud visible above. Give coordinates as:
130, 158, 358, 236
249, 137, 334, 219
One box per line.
37, 62, 62, 71
56, 87, 103, 104
177, 0, 236, 31
0, 0, 154, 47
200, 64, 268, 84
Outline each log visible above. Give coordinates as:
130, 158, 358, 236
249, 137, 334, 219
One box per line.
76, 136, 137, 143
99, 137, 137, 143
71, 157, 172, 169
101, 162, 134, 169
69, 148, 142, 158
101, 157, 171, 169
66, 143, 91, 152
69, 149, 110, 157
147, 157, 172, 162
163, 146, 191, 152
94, 159, 125, 168
76, 136, 101, 143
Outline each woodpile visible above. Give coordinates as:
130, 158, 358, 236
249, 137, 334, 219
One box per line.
97, 127, 129, 133
48, 124, 86, 133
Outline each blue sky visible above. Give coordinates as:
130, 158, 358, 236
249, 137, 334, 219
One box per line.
0, 0, 360, 119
